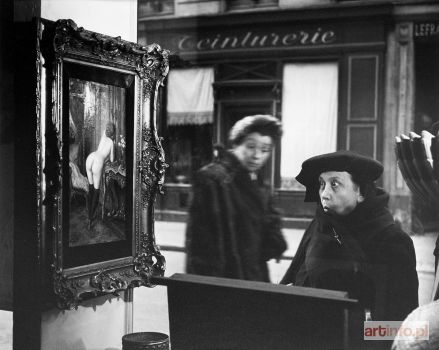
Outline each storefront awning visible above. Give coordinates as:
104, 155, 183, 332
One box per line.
167, 68, 214, 126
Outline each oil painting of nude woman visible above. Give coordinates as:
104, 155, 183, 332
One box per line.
68, 78, 129, 247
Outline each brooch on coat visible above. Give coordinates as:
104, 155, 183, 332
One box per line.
331, 227, 343, 245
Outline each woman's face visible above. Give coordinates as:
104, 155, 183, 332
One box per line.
318, 171, 364, 216
232, 132, 273, 172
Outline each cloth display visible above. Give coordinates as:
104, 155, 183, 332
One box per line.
167, 68, 214, 125
280, 62, 338, 190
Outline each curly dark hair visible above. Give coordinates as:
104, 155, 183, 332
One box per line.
105, 122, 116, 139
228, 114, 283, 146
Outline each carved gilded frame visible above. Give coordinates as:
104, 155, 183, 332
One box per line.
38, 19, 168, 309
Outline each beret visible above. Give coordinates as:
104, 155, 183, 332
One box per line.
296, 150, 383, 202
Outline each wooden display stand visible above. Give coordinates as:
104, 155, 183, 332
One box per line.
160, 273, 365, 350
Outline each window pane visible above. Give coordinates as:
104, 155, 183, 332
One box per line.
166, 67, 214, 183
280, 63, 338, 190
167, 125, 212, 184
349, 56, 377, 120
347, 125, 376, 159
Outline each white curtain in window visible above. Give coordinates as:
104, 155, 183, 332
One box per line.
167, 68, 214, 125
281, 62, 338, 190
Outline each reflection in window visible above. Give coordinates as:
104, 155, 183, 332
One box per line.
138, 0, 174, 17
413, 41, 439, 230
166, 68, 215, 183
167, 125, 213, 184
280, 62, 338, 190
226, 0, 278, 11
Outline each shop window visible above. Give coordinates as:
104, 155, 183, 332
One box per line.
138, 0, 174, 17
166, 68, 215, 184
226, 0, 278, 11
413, 40, 439, 230
167, 125, 213, 184
280, 62, 339, 190
415, 42, 439, 133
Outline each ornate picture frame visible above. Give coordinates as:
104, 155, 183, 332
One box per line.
37, 19, 169, 309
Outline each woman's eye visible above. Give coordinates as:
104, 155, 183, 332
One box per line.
331, 180, 339, 188
319, 181, 325, 190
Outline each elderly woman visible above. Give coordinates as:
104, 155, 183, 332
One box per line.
280, 151, 419, 322
185, 114, 287, 282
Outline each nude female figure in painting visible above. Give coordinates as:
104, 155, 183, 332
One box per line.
86, 121, 116, 227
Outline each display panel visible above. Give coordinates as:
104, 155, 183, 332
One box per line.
38, 19, 169, 309
62, 63, 134, 268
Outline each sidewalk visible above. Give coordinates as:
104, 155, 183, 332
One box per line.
1, 222, 435, 349
152, 220, 437, 292
133, 221, 438, 335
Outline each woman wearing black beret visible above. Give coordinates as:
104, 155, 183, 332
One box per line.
185, 115, 287, 282
280, 151, 419, 322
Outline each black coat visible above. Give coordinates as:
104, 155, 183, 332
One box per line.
185, 151, 287, 282
280, 188, 419, 321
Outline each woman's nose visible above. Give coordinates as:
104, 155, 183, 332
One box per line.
320, 186, 330, 199
252, 148, 262, 159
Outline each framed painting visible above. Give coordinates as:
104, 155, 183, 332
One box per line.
38, 19, 169, 309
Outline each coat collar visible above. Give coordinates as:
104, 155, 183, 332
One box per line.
218, 149, 259, 182
316, 188, 395, 244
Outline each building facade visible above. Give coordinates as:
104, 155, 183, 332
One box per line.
138, 0, 439, 230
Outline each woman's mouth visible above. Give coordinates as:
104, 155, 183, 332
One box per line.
247, 162, 259, 169
321, 202, 331, 212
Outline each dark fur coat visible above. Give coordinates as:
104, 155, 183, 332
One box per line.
185, 150, 287, 282
280, 188, 419, 321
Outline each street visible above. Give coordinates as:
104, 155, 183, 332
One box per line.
132, 221, 438, 335
0, 221, 436, 350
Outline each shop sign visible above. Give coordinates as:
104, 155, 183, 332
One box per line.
175, 27, 337, 52
414, 22, 439, 38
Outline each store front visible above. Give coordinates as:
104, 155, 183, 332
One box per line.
412, 20, 439, 230
139, 5, 392, 225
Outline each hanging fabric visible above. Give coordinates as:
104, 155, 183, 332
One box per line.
167, 68, 214, 125
280, 62, 339, 190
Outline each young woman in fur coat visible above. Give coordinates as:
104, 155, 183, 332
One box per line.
185, 114, 287, 282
